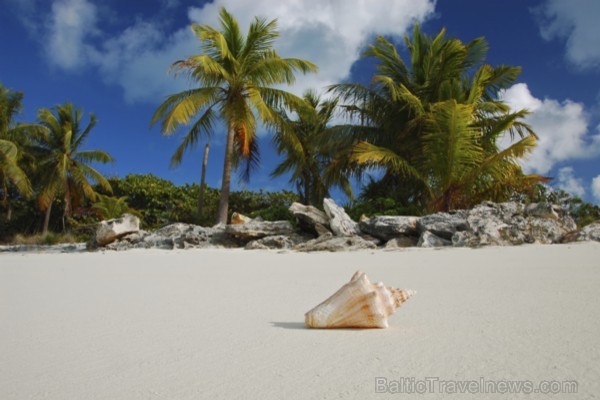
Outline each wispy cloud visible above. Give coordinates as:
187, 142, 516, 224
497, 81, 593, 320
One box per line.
592, 175, 600, 203
556, 166, 586, 197
13, 0, 436, 103
534, 0, 600, 70
500, 83, 600, 175
46, 0, 99, 70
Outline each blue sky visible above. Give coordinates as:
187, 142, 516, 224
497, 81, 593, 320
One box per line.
1, 0, 599, 203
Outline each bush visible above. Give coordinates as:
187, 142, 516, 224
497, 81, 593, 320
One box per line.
103, 174, 299, 229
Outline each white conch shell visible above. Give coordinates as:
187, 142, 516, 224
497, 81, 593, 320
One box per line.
305, 271, 415, 329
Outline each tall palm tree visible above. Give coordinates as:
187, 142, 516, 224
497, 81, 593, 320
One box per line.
271, 89, 349, 206
0, 83, 33, 220
332, 26, 546, 212
151, 7, 317, 224
35, 103, 113, 232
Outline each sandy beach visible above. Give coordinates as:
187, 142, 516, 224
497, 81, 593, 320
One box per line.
1, 243, 599, 399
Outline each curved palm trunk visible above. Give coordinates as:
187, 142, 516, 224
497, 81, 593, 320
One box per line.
216, 123, 235, 224
43, 200, 53, 234
198, 143, 210, 221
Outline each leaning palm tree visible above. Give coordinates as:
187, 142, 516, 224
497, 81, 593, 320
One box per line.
151, 7, 317, 224
332, 26, 546, 212
0, 84, 33, 219
35, 103, 113, 232
272, 89, 349, 206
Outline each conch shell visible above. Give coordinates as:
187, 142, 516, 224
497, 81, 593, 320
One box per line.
305, 271, 415, 329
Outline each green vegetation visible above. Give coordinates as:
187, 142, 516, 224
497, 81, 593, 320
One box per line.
34, 103, 114, 232
330, 25, 547, 212
1, 10, 599, 244
151, 7, 316, 224
272, 90, 350, 206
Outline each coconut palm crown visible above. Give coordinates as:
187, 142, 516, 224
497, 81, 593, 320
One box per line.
151, 7, 317, 224
0, 83, 32, 205
331, 25, 547, 212
35, 103, 113, 232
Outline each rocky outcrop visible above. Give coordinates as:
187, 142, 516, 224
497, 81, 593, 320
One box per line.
225, 220, 295, 240
384, 236, 418, 249
562, 221, 600, 243
323, 198, 360, 236
359, 215, 419, 241
418, 231, 452, 247
289, 202, 331, 235
452, 202, 577, 246
89, 214, 140, 248
87, 199, 596, 252
294, 233, 377, 252
245, 233, 310, 250
231, 212, 253, 225
417, 211, 469, 240
102, 223, 238, 250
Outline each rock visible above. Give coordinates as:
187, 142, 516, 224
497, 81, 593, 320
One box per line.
323, 198, 360, 236
314, 223, 332, 237
245, 234, 310, 250
451, 231, 480, 247
231, 212, 252, 224
384, 236, 418, 249
417, 211, 468, 240
359, 215, 420, 241
573, 221, 600, 242
417, 231, 451, 248
526, 203, 560, 220
225, 220, 295, 240
289, 203, 330, 234
140, 223, 211, 249
91, 214, 140, 248
580, 222, 600, 241
294, 233, 377, 252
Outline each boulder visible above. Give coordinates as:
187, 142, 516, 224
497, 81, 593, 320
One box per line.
245, 234, 309, 250
417, 211, 469, 240
418, 231, 451, 248
231, 212, 252, 225
359, 215, 420, 241
572, 221, 600, 242
91, 214, 140, 247
225, 220, 295, 240
289, 202, 331, 235
384, 236, 418, 249
294, 233, 376, 252
526, 203, 561, 220
323, 198, 360, 236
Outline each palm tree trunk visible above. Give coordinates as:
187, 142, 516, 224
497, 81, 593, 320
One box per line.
62, 181, 71, 232
216, 123, 235, 224
2, 182, 8, 221
198, 143, 210, 221
43, 200, 53, 234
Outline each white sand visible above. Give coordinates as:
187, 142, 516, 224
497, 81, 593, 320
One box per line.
1, 243, 599, 399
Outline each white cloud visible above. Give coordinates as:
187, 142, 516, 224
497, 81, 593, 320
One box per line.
46, 0, 98, 70
188, 0, 435, 96
535, 0, 600, 70
30, 0, 435, 102
500, 83, 600, 174
88, 20, 196, 103
592, 175, 600, 202
555, 166, 585, 197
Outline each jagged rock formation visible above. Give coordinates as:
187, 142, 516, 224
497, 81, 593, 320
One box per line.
88, 199, 597, 252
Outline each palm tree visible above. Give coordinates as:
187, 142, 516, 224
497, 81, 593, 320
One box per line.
271, 89, 349, 206
332, 26, 546, 212
0, 83, 33, 220
151, 7, 317, 224
92, 194, 139, 220
34, 103, 113, 232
